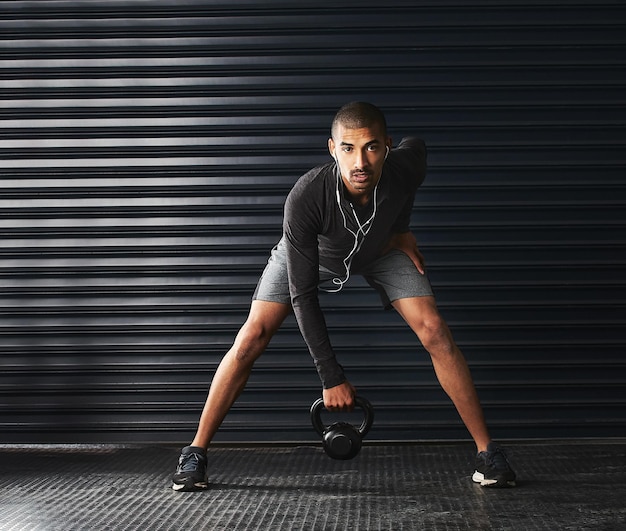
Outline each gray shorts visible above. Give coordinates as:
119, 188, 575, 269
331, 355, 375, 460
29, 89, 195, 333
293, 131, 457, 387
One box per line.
253, 239, 433, 309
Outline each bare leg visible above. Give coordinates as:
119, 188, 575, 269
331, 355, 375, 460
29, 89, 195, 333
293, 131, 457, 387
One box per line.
190, 300, 291, 449
392, 296, 491, 452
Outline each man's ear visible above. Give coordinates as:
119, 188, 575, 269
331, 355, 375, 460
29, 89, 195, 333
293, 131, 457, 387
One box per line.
328, 138, 336, 159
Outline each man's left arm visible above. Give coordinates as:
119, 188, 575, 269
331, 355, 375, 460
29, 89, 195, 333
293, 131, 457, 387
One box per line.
383, 137, 428, 274
384, 231, 426, 274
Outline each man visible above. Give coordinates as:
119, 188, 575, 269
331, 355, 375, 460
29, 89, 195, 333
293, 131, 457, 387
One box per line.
172, 102, 516, 490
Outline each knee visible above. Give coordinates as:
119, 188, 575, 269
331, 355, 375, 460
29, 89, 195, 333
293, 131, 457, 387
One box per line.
232, 318, 274, 365
416, 314, 456, 355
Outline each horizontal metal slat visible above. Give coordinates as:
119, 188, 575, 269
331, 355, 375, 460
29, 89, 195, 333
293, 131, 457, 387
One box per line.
1, 0, 624, 444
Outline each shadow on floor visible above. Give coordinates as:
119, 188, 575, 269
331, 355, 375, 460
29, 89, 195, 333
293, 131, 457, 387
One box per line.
0, 440, 624, 530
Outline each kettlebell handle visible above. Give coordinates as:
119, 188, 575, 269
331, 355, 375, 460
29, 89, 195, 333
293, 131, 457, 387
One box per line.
310, 395, 374, 437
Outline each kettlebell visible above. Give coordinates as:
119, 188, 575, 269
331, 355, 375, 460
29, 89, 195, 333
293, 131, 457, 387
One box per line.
310, 396, 374, 460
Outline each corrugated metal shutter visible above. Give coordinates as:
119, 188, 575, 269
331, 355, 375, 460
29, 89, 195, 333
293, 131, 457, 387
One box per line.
1, 0, 624, 444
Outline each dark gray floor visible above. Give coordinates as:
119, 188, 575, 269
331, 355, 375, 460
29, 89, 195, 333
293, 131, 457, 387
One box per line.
0, 440, 624, 530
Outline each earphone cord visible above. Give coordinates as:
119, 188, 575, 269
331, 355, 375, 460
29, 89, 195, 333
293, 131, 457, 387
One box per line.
322, 168, 378, 293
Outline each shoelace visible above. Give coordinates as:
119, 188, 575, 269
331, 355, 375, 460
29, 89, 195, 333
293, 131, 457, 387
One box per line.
178, 452, 203, 472
485, 447, 510, 470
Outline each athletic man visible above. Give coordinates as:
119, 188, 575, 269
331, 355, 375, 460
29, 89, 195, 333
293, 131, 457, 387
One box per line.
172, 102, 516, 490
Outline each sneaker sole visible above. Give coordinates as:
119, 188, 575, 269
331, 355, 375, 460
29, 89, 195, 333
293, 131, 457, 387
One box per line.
472, 471, 516, 488
172, 480, 209, 492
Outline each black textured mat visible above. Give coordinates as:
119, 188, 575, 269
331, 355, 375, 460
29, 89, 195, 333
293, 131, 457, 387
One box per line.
0, 441, 624, 530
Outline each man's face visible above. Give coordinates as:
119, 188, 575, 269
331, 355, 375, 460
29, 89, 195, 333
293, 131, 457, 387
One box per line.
328, 123, 391, 205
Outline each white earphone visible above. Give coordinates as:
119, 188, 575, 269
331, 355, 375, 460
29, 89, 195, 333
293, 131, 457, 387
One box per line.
324, 166, 380, 293
325, 144, 388, 292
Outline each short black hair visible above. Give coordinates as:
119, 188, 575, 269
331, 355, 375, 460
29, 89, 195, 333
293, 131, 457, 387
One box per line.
330, 101, 388, 139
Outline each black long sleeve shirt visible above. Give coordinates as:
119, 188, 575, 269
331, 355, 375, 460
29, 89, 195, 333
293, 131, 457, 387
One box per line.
282, 137, 427, 388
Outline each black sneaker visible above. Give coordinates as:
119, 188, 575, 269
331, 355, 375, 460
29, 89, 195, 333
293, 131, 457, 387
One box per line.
172, 445, 209, 492
472, 442, 516, 487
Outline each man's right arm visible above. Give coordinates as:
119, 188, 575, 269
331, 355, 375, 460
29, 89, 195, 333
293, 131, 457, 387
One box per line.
283, 185, 346, 389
